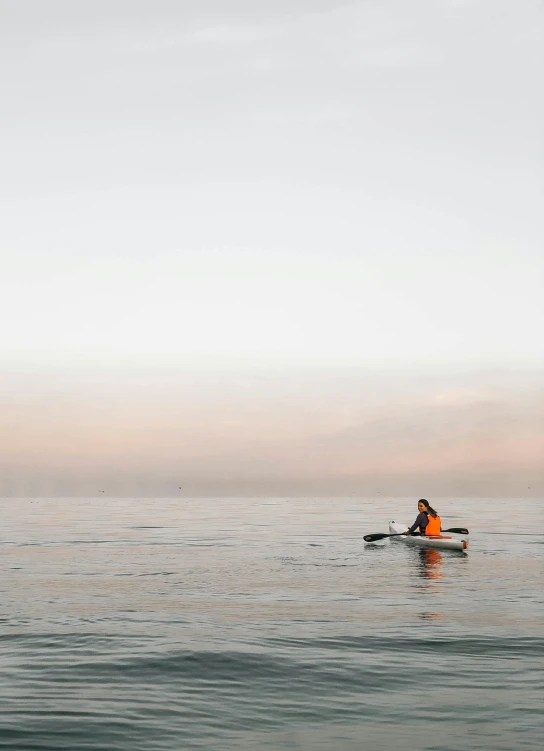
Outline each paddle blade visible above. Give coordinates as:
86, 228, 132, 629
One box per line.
444, 527, 469, 535
363, 533, 389, 542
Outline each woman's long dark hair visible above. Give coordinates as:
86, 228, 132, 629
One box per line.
419, 499, 438, 518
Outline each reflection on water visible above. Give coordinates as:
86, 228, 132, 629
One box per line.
415, 548, 444, 620
419, 611, 443, 621
418, 548, 444, 581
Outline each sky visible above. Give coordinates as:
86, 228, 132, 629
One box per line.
0, 0, 542, 496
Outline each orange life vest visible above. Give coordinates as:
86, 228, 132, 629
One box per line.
425, 514, 441, 535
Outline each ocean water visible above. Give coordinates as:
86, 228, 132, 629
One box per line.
0, 496, 542, 751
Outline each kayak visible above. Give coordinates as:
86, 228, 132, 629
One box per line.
389, 521, 468, 551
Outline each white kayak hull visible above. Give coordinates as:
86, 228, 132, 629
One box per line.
389, 522, 468, 551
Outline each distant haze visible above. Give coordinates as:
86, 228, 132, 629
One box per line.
1, 1, 542, 496
1, 361, 542, 497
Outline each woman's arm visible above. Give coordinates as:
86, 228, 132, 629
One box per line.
407, 512, 427, 534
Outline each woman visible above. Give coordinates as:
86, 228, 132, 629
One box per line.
406, 499, 441, 536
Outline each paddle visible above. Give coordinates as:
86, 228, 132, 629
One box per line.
364, 527, 469, 543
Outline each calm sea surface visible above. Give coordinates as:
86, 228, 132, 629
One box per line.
0, 496, 542, 750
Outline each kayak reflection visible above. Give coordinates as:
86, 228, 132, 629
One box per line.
413, 548, 444, 592
417, 548, 443, 581
416, 549, 444, 620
